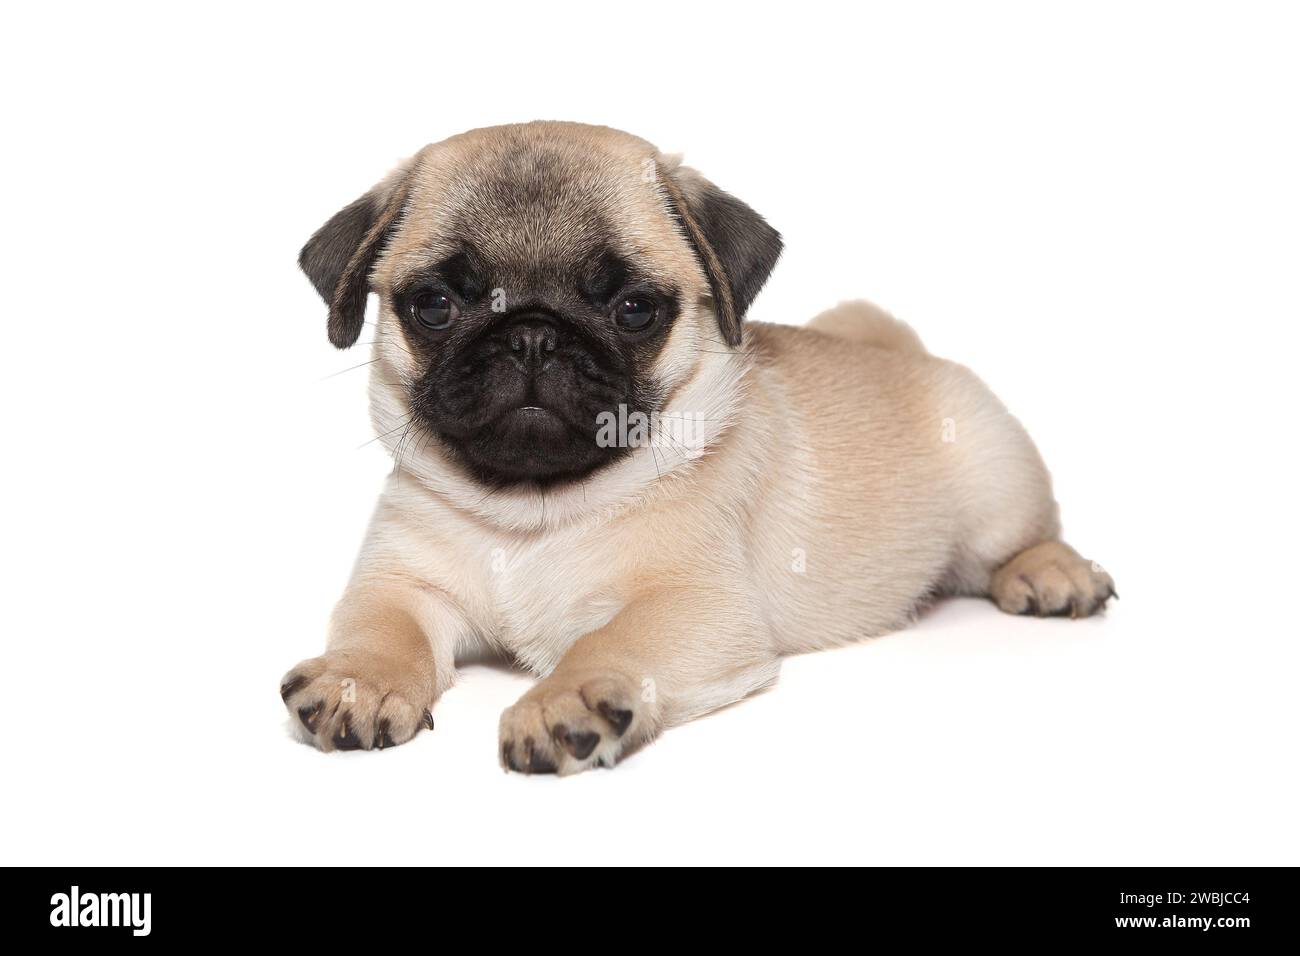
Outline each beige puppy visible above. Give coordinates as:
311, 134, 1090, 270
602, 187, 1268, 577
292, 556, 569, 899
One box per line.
281, 121, 1115, 774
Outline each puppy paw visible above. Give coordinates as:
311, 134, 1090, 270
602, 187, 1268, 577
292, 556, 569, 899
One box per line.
499, 673, 650, 775
279, 650, 435, 752
991, 541, 1117, 618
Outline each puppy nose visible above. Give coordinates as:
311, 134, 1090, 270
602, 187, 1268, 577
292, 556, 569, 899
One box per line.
507, 320, 558, 369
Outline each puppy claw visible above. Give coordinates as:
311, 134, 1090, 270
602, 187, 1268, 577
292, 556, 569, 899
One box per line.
523, 737, 557, 774
297, 701, 324, 733
334, 713, 364, 751
280, 675, 307, 701
422, 709, 435, 731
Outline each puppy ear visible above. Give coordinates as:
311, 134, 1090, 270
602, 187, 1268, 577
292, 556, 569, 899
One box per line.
658, 163, 783, 347
299, 161, 414, 348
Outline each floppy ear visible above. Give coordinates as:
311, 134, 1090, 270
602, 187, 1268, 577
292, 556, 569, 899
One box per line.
658, 163, 783, 347
299, 162, 414, 348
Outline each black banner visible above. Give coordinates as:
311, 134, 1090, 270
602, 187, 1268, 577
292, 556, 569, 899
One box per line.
9, 868, 1290, 943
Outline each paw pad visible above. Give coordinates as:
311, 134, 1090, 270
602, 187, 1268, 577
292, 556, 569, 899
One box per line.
552, 724, 600, 760
596, 701, 633, 736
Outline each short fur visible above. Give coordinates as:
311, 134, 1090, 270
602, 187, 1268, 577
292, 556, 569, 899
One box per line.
282, 122, 1115, 773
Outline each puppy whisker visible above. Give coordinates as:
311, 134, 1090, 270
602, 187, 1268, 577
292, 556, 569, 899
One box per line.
392, 417, 423, 470
319, 358, 379, 381
358, 416, 414, 450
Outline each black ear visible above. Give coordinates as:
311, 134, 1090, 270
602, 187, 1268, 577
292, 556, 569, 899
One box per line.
659, 164, 783, 347
299, 166, 412, 348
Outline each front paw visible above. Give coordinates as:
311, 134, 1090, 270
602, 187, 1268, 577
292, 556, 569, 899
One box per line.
499, 673, 650, 776
280, 650, 434, 752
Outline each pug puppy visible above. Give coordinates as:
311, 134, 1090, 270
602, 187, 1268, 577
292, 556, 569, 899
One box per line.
281, 121, 1115, 774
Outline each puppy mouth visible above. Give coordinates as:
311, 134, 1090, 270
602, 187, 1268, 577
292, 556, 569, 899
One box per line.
498, 404, 569, 432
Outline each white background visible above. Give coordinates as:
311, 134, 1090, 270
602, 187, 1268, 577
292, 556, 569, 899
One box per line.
2, 1, 1297, 865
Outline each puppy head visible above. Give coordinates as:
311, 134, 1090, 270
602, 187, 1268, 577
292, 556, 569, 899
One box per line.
300, 122, 781, 491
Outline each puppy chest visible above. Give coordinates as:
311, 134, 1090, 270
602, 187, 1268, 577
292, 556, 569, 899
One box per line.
483, 542, 623, 674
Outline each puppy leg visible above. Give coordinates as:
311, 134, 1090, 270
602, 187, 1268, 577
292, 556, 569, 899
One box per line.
931, 361, 1116, 616
280, 577, 460, 751
499, 589, 779, 775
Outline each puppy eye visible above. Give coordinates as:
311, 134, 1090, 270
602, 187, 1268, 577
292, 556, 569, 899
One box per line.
613, 297, 657, 333
411, 291, 459, 330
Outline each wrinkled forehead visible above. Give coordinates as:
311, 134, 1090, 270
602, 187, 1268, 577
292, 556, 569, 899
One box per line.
380, 133, 698, 292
